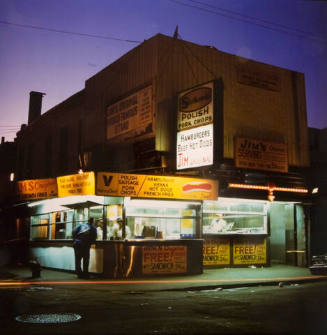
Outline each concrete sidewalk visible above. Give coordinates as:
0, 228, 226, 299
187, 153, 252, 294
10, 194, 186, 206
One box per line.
1, 263, 327, 291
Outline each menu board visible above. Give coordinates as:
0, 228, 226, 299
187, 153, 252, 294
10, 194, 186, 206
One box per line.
97, 172, 218, 201
57, 172, 95, 197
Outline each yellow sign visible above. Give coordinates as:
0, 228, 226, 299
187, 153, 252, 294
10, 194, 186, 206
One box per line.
203, 238, 230, 266
235, 137, 288, 173
97, 172, 218, 200
142, 245, 187, 274
16, 178, 58, 200
57, 172, 95, 197
233, 238, 267, 265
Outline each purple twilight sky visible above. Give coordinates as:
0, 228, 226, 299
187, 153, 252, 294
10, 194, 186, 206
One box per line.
0, 0, 326, 142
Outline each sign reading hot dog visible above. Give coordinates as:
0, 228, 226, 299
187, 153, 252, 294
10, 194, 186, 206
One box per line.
177, 124, 214, 169
97, 172, 218, 200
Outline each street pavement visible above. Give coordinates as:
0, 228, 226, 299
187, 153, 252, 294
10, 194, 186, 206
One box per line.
1, 263, 327, 291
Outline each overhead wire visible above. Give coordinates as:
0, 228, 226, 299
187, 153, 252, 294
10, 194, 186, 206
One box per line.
187, 0, 326, 41
169, 0, 327, 43
0, 20, 141, 44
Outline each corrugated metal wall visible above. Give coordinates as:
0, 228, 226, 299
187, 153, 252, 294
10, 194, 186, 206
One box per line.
154, 34, 309, 167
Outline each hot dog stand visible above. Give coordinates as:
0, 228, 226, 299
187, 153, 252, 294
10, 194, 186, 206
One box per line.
20, 171, 218, 278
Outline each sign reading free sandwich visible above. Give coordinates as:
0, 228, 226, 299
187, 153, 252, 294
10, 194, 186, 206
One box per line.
97, 172, 218, 200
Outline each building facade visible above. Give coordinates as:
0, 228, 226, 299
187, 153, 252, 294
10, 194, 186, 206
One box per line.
8, 34, 311, 276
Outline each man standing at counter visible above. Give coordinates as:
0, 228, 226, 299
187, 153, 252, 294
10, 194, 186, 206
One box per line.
72, 217, 97, 279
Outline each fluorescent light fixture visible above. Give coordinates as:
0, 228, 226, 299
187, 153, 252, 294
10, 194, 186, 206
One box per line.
125, 198, 200, 209
28, 195, 105, 208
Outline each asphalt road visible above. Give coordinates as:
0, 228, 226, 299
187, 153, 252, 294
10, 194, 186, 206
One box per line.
1, 280, 327, 334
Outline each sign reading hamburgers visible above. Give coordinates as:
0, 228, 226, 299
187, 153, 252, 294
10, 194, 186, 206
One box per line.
177, 82, 214, 131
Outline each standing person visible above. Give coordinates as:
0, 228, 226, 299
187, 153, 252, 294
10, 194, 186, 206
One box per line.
72, 217, 97, 279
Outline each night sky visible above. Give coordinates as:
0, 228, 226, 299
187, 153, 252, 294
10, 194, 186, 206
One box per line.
0, 0, 326, 141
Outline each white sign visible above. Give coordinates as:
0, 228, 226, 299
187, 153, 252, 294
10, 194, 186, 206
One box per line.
177, 82, 214, 131
106, 85, 153, 140
176, 124, 214, 170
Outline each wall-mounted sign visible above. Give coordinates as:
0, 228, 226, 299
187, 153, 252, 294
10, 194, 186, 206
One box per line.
236, 64, 281, 92
16, 178, 58, 200
57, 172, 95, 197
235, 137, 288, 173
177, 82, 214, 131
142, 245, 187, 274
106, 85, 153, 141
177, 124, 213, 170
233, 238, 266, 265
97, 172, 218, 200
203, 238, 230, 266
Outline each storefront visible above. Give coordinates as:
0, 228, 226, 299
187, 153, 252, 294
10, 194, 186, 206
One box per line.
17, 171, 217, 278
13, 170, 309, 278
201, 196, 308, 268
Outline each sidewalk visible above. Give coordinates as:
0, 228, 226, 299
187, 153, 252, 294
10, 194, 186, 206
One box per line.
1, 263, 327, 291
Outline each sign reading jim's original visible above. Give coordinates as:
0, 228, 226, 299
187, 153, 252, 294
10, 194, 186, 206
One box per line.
235, 137, 288, 173
177, 82, 214, 131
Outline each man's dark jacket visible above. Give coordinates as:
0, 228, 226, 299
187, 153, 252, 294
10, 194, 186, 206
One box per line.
72, 222, 97, 247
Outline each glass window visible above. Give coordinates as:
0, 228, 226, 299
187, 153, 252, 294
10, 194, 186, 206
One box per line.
89, 206, 104, 240
106, 204, 123, 240
49, 210, 74, 240
203, 198, 268, 235
125, 200, 199, 239
30, 214, 50, 240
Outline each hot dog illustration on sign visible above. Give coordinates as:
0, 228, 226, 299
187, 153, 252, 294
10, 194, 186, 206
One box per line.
182, 181, 212, 193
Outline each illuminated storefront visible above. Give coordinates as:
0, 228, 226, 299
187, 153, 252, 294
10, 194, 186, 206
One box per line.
18, 172, 217, 278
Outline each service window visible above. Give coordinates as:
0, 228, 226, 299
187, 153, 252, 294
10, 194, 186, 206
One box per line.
89, 206, 104, 240
125, 199, 200, 239
30, 214, 50, 240
203, 198, 268, 235
106, 204, 124, 240
50, 210, 74, 240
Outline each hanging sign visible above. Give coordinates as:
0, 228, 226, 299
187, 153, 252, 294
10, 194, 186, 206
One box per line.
57, 172, 95, 197
233, 238, 267, 265
235, 137, 288, 173
97, 172, 218, 200
177, 124, 213, 169
177, 82, 214, 131
142, 245, 187, 274
16, 178, 58, 200
203, 238, 230, 266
